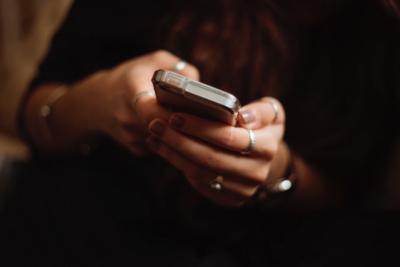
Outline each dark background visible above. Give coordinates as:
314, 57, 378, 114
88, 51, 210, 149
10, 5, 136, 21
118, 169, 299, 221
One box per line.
1, 1, 400, 266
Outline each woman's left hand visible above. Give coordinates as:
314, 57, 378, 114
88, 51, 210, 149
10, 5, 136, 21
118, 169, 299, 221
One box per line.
146, 97, 286, 207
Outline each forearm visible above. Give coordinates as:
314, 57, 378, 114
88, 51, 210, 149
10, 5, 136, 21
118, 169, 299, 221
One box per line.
289, 153, 345, 208
267, 143, 345, 209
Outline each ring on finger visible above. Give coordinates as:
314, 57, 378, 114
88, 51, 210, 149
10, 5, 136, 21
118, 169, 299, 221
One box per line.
241, 128, 256, 155
209, 175, 224, 192
265, 100, 279, 124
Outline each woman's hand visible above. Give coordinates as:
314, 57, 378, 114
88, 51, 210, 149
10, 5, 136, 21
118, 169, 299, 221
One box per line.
25, 50, 199, 155
146, 97, 289, 207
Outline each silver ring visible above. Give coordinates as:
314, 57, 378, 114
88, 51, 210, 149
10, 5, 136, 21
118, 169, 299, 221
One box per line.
265, 100, 279, 124
173, 60, 187, 71
241, 128, 256, 155
209, 175, 224, 191
131, 91, 155, 115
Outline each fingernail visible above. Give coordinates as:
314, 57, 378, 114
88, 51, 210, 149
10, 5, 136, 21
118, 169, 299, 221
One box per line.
149, 120, 166, 136
240, 110, 256, 125
170, 115, 185, 129
146, 136, 161, 151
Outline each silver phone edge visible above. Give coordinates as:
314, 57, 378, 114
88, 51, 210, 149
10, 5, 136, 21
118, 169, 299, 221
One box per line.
153, 69, 241, 113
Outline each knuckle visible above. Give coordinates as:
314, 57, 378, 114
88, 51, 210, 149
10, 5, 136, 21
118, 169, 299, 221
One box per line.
268, 142, 279, 158
249, 168, 269, 184
137, 98, 157, 124
114, 109, 131, 124
202, 153, 216, 168
261, 97, 286, 123
259, 146, 274, 160
259, 139, 278, 160
201, 151, 221, 170
152, 50, 172, 61
261, 96, 281, 107
219, 128, 236, 148
124, 67, 143, 91
242, 187, 259, 198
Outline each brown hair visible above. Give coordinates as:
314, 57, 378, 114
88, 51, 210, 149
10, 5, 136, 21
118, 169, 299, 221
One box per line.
161, 0, 399, 104
383, 0, 400, 16
161, 0, 291, 104
160, 0, 400, 203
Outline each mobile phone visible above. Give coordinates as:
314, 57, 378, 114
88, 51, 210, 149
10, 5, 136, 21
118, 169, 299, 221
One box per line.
152, 70, 241, 125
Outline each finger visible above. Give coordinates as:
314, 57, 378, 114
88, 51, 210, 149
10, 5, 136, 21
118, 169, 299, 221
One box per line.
145, 136, 247, 207
168, 113, 283, 156
134, 96, 171, 127
238, 97, 285, 129
148, 119, 270, 184
217, 177, 260, 199
195, 177, 249, 207
139, 50, 181, 70
144, 50, 199, 80
171, 61, 200, 81
125, 50, 199, 93
125, 51, 199, 124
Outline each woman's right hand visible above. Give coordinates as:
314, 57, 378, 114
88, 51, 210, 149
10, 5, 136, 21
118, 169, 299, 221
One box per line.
25, 50, 199, 155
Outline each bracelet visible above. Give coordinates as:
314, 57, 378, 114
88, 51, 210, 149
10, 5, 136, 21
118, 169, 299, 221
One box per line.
40, 86, 68, 119
38, 85, 68, 144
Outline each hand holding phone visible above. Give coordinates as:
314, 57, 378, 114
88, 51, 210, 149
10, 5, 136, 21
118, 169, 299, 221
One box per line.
152, 70, 241, 125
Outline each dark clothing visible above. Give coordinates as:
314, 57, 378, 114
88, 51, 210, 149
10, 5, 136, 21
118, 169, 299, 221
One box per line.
33, 0, 400, 204
7, 0, 399, 265
284, 1, 400, 206
2, 156, 399, 266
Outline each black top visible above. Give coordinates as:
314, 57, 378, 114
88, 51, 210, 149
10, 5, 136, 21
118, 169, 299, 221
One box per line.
11, 0, 400, 265
32, 0, 400, 205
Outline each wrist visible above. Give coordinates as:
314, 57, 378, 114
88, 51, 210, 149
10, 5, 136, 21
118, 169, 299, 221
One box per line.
267, 142, 291, 183
25, 84, 94, 153
24, 84, 64, 151
252, 141, 296, 206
